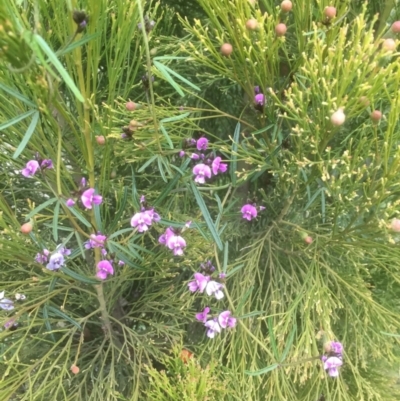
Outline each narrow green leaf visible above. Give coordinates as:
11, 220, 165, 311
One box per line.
268, 318, 279, 360
381, 331, 400, 338
0, 83, 36, 107
13, 111, 40, 159
61, 266, 99, 285
66, 202, 92, 227
42, 305, 55, 341
280, 324, 297, 362
235, 286, 253, 314
230, 122, 240, 185
159, 124, 174, 149
47, 306, 81, 330
25, 197, 57, 220
74, 232, 86, 259
238, 311, 265, 319
56, 32, 101, 56
157, 155, 168, 182
190, 181, 223, 250
161, 64, 201, 91
108, 187, 128, 233
108, 228, 133, 240
154, 61, 184, 96
245, 363, 279, 376
160, 112, 190, 123
223, 241, 229, 272
93, 203, 103, 232
138, 155, 157, 173
304, 187, 323, 211
34, 34, 84, 102
0, 109, 36, 131
226, 263, 244, 277
52, 202, 60, 242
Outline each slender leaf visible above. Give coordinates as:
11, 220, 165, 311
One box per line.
0, 109, 36, 131
52, 202, 60, 242
245, 364, 279, 376
57, 32, 101, 56
160, 112, 191, 123
159, 124, 174, 149
190, 181, 223, 250
160, 63, 201, 91
138, 155, 157, 172
268, 317, 279, 359
0, 83, 36, 107
67, 203, 92, 227
13, 111, 40, 159
42, 305, 55, 341
25, 197, 57, 220
47, 306, 81, 330
280, 324, 297, 362
61, 266, 99, 285
230, 122, 240, 185
154, 61, 184, 96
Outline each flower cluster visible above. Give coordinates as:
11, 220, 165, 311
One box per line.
189, 261, 237, 339
66, 177, 103, 210
35, 246, 71, 271
131, 196, 160, 233
322, 341, 344, 378
85, 233, 107, 250
241, 203, 265, 221
179, 137, 228, 184
159, 227, 187, 256
21, 154, 53, 178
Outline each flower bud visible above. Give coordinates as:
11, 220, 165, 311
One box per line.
304, 236, 313, 244
323, 341, 332, 353
359, 96, 370, 107
275, 23, 287, 37
70, 364, 80, 374
95, 136, 105, 145
382, 38, 396, 52
370, 110, 382, 122
126, 101, 136, 111
21, 222, 33, 235
246, 19, 258, 31
391, 218, 400, 232
330, 108, 345, 126
324, 6, 336, 19
391, 21, 400, 34
220, 43, 233, 56
281, 1, 292, 12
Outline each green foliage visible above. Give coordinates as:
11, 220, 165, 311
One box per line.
1, 0, 400, 400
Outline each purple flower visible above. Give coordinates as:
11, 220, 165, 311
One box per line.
218, 311, 237, 328
219, 272, 226, 279
40, 159, 53, 169
188, 273, 210, 293
81, 188, 103, 209
147, 208, 161, 223
241, 204, 258, 221
196, 137, 209, 151
35, 249, 50, 264
330, 341, 343, 355
259, 206, 266, 211
80, 177, 87, 188
66, 198, 75, 207
118, 260, 125, 266
101, 248, 107, 256
190, 153, 200, 160
0, 291, 14, 311
254, 93, 265, 106
131, 211, 153, 232
205, 281, 224, 299
193, 164, 212, 184
254, 86, 260, 94
195, 307, 210, 323
323, 356, 343, 378
4, 318, 17, 329
211, 157, 228, 175
140, 195, 146, 203
204, 319, 221, 339
96, 260, 114, 280
179, 150, 185, 157
85, 233, 107, 249
166, 234, 186, 256
159, 227, 175, 245
21, 160, 40, 177
60, 247, 71, 256
46, 251, 65, 270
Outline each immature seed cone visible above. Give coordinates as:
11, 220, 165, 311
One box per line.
304, 236, 313, 244
246, 19, 258, 31
359, 96, 370, 107
330, 108, 345, 126
382, 38, 396, 52
370, 110, 382, 122
126, 101, 136, 111
391, 21, 400, 34
70, 364, 80, 374
21, 222, 33, 235
324, 6, 336, 19
95, 136, 105, 145
391, 218, 400, 232
275, 23, 287, 37
281, 0, 292, 12
220, 43, 233, 56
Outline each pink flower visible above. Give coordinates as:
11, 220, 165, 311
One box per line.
188, 273, 210, 293
85, 233, 107, 249
204, 319, 221, 338
166, 234, 186, 256
81, 188, 103, 209
193, 164, 212, 184
254, 93, 265, 106
218, 311, 237, 328
205, 281, 224, 299
241, 204, 258, 221
323, 356, 343, 378
211, 157, 228, 175
66, 198, 75, 207
96, 260, 114, 280
21, 160, 40, 177
195, 307, 210, 323
196, 137, 209, 151
131, 211, 153, 232
159, 227, 175, 245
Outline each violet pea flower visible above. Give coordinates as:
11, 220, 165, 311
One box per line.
323, 356, 343, 378
241, 204, 258, 221
96, 260, 114, 280
193, 164, 212, 184
81, 188, 103, 209
21, 160, 40, 177
195, 307, 210, 323
204, 319, 221, 339
218, 311, 237, 328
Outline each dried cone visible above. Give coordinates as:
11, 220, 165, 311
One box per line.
275, 23, 287, 37
70, 364, 80, 374
245, 19, 258, 31
220, 43, 233, 56
324, 6, 337, 19
382, 38, 396, 52
391, 21, 400, 34
281, 0, 293, 12
180, 349, 193, 363
370, 110, 382, 122
129, 120, 143, 131
330, 108, 345, 126
96, 136, 105, 145
21, 222, 33, 235
126, 101, 136, 111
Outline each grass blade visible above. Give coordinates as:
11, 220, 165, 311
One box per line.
13, 111, 40, 159
230, 122, 240, 185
